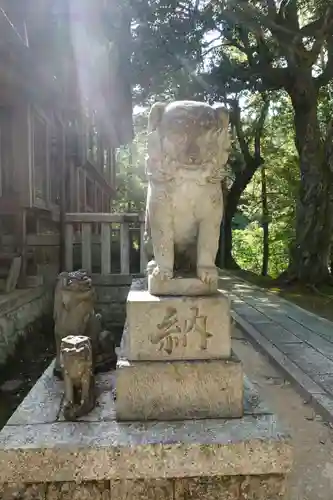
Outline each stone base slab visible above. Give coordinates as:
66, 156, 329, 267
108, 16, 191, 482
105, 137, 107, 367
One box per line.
0, 415, 292, 483
148, 274, 218, 296
115, 357, 243, 420
0, 475, 287, 500
125, 289, 231, 361
0, 361, 292, 487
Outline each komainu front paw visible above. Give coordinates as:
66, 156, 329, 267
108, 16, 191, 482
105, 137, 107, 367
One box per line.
197, 266, 218, 285
63, 402, 78, 421
152, 265, 173, 280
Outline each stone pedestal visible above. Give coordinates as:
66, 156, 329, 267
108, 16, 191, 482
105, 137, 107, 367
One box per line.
116, 357, 243, 420
124, 289, 231, 361
0, 279, 292, 500
117, 282, 237, 421
112, 278, 292, 498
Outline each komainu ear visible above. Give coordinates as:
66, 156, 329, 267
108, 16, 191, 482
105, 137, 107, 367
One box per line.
148, 102, 167, 132
215, 106, 229, 130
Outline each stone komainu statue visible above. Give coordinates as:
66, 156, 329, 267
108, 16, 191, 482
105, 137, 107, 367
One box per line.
53, 270, 117, 378
144, 100, 230, 286
60, 335, 95, 420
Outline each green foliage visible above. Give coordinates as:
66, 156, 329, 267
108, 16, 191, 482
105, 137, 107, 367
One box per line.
124, 0, 333, 282
112, 113, 148, 212
233, 220, 292, 279
232, 93, 300, 277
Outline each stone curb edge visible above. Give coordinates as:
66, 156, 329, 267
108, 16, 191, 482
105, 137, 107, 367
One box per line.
233, 311, 333, 425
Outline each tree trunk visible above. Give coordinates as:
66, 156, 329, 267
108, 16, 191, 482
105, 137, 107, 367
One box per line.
325, 120, 333, 278
221, 205, 240, 269
287, 78, 333, 284
261, 164, 269, 276
218, 159, 260, 268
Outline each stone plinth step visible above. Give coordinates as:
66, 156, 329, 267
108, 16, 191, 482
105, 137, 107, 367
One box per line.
125, 289, 231, 361
0, 415, 292, 484
148, 274, 217, 296
115, 356, 243, 421
0, 360, 292, 496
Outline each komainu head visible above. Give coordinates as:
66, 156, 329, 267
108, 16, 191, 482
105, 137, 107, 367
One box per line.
147, 100, 230, 182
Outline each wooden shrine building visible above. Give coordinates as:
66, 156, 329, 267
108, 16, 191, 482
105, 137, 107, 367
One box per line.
0, 0, 133, 290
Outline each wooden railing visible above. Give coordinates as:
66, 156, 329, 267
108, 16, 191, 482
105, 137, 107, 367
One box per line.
65, 213, 147, 275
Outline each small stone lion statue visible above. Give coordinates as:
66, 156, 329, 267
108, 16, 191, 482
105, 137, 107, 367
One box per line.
144, 100, 230, 286
53, 270, 117, 378
60, 335, 95, 420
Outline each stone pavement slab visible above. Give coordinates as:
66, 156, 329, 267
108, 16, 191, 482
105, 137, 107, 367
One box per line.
219, 272, 333, 423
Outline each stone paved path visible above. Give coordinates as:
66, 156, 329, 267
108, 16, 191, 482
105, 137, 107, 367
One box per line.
218, 272, 333, 423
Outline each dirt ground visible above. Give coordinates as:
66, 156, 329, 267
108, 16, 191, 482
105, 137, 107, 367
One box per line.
233, 329, 333, 500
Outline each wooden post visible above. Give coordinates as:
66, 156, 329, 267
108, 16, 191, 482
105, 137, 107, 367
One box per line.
82, 223, 92, 272
140, 220, 147, 274
18, 208, 27, 287
93, 182, 98, 234
69, 162, 76, 212
76, 168, 80, 212
59, 121, 67, 271
120, 221, 130, 274
110, 148, 116, 186
82, 171, 87, 212
46, 124, 51, 207
65, 223, 73, 271
101, 222, 111, 274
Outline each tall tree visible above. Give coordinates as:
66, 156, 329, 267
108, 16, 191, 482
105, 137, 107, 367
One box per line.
205, 0, 333, 283
220, 94, 270, 269
261, 162, 269, 277
130, 0, 333, 284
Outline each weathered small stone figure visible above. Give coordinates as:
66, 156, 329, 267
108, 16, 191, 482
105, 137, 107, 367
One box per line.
144, 100, 230, 292
60, 335, 95, 420
53, 270, 117, 378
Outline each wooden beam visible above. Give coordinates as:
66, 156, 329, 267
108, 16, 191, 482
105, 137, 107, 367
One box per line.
66, 212, 141, 224
2, 234, 60, 246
